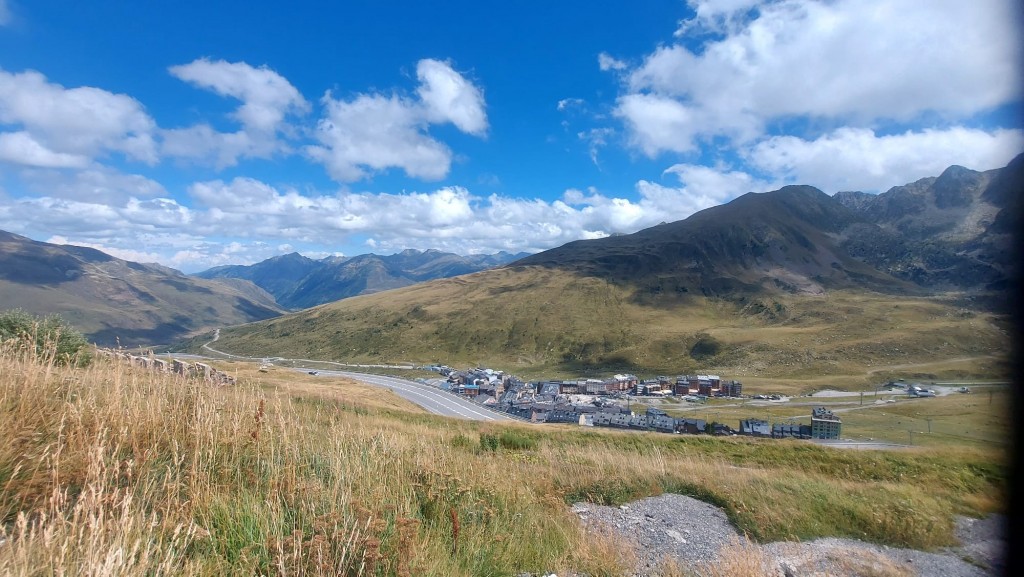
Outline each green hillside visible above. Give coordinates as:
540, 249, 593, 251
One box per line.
205, 266, 1007, 383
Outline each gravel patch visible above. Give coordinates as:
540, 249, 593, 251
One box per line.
572, 494, 1005, 577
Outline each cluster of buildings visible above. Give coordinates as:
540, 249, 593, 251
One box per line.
436, 367, 743, 400
738, 407, 842, 440
430, 365, 841, 440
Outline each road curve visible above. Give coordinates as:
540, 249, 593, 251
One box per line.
322, 370, 512, 422
196, 330, 510, 422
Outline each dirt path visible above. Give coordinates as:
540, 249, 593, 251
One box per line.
864, 355, 996, 375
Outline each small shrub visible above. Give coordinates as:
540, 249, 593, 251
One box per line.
498, 430, 537, 451
450, 433, 474, 450
479, 430, 538, 452
479, 433, 500, 452
0, 309, 90, 366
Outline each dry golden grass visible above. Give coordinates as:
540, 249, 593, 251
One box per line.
208, 360, 427, 414
0, 339, 1009, 575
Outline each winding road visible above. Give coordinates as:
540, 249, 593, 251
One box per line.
198, 330, 510, 421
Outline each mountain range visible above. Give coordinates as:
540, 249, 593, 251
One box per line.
202, 155, 1019, 379
2, 154, 1018, 375
0, 231, 284, 347
195, 249, 529, 310
517, 155, 1021, 301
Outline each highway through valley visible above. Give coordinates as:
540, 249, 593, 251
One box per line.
314, 370, 513, 421
193, 330, 512, 422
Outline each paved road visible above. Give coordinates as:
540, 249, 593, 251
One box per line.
321, 370, 512, 421
194, 331, 508, 421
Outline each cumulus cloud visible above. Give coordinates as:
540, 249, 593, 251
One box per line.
307, 59, 488, 182
169, 58, 309, 132
188, 168, 761, 255
615, 0, 1022, 155
307, 93, 453, 181
615, 93, 704, 155
748, 126, 1024, 192
416, 59, 487, 135
164, 59, 308, 167
0, 68, 157, 165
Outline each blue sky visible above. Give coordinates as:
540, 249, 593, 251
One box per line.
0, 0, 1021, 272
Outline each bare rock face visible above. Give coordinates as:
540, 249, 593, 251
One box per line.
834, 155, 1022, 296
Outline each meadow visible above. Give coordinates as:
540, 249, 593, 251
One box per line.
0, 341, 1009, 576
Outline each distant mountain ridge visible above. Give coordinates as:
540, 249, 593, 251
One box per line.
516, 154, 1021, 301
196, 249, 529, 310
513, 184, 911, 299
0, 231, 284, 346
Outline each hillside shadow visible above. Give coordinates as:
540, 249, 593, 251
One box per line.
89, 318, 191, 348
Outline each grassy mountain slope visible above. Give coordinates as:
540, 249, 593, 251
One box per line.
0, 231, 284, 346
516, 185, 913, 298
210, 266, 1006, 382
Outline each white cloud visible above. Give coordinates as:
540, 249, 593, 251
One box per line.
577, 127, 615, 165
0, 0, 12, 26
0, 68, 157, 165
616, 0, 1023, 155
165, 59, 309, 167
416, 59, 487, 136
160, 124, 257, 169
307, 93, 453, 181
557, 98, 585, 112
307, 59, 488, 182
0, 132, 90, 168
675, 0, 763, 35
598, 52, 628, 71
615, 94, 703, 155
168, 58, 309, 132
0, 162, 780, 272
748, 126, 1024, 192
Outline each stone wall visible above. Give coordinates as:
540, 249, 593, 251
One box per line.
94, 348, 236, 385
